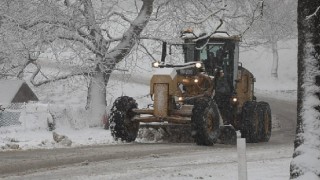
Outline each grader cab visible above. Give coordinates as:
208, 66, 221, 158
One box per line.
109, 31, 272, 146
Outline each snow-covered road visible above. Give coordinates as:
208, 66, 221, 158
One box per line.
2, 143, 293, 180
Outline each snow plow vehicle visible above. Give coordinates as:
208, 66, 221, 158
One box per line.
109, 30, 272, 146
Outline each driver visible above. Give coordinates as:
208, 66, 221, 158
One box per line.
203, 52, 216, 76
216, 47, 224, 67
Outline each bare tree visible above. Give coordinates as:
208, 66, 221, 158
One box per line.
290, 1, 320, 179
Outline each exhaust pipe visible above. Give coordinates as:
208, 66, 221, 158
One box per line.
161, 42, 167, 63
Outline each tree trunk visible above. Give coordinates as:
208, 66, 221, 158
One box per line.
84, 0, 154, 127
86, 63, 106, 127
271, 40, 279, 78
290, 1, 320, 179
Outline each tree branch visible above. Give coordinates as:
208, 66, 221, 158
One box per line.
107, 12, 132, 24
306, 6, 320, 20
139, 43, 157, 62
178, 8, 225, 24
81, 0, 97, 29
20, 19, 70, 30
106, 0, 155, 66
77, 27, 95, 42
57, 34, 101, 56
29, 61, 91, 87
239, 2, 264, 38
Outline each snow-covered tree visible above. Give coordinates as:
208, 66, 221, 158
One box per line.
0, 0, 39, 78
137, 0, 264, 62
290, 1, 320, 179
0, 0, 154, 126
257, 0, 296, 78
231, 0, 297, 78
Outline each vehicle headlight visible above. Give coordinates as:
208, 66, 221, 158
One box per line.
232, 97, 238, 102
152, 61, 160, 68
194, 79, 199, 83
195, 62, 202, 68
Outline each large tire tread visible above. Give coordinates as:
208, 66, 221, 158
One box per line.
257, 101, 272, 142
241, 101, 261, 143
191, 98, 220, 146
109, 96, 139, 142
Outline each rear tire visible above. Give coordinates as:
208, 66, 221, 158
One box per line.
257, 102, 272, 142
109, 96, 139, 142
241, 101, 261, 143
191, 98, 220, 146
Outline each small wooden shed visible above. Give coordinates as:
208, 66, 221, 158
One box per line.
0, 80, 39, 127
0, 80, 38, 105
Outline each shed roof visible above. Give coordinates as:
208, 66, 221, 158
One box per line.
0, 80, 38, 105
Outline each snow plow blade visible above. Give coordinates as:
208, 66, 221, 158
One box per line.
218, 125, 237, 145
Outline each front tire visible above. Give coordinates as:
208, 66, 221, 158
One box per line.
191, 98, 220, 146
109, 96, 139, 142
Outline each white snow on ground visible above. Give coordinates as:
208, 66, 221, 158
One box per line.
0, 40, 297, 179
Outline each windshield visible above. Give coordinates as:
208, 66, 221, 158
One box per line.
200, 43, 229, 75
183, 41, 236, 94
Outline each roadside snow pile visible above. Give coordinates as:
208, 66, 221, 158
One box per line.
0, 103, 115, 151
137, 128, 165, 142
53, 132, 72, 146
137, 126, 193, 143
0, 125, 115, 151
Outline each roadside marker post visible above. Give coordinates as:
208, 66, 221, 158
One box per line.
237, 132, 247, 180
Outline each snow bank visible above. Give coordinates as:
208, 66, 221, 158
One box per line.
0, 103, 115, 150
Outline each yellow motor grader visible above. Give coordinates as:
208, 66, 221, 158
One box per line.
109, 31, 272, 146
